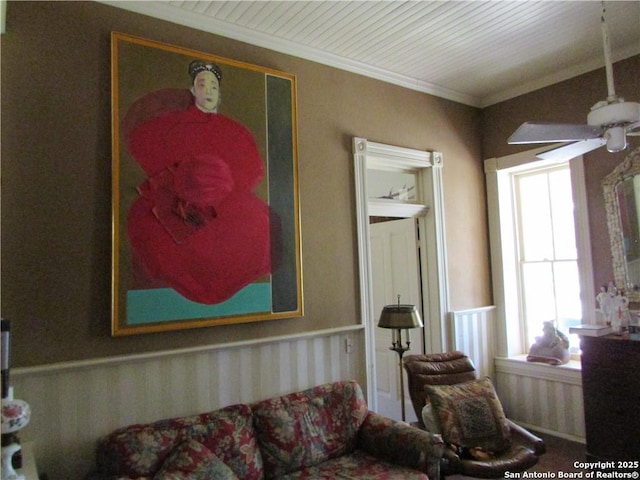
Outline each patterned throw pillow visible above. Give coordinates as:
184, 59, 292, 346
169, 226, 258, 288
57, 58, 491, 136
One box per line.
251, 380, 368, 478
96, 404, 262, 480
153, 438, 238, 480
425, 377, 511, 453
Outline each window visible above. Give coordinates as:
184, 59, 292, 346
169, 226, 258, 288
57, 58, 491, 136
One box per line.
485, 150, 594, 359
513, 166, 582, 353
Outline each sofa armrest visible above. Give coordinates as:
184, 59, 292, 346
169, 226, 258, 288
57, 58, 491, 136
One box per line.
357, 411, 445, 480
409, 418, 455, 478
507, 419, 546, 455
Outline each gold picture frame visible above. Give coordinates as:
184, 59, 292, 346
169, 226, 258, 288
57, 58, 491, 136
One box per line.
111, 32, 302, 336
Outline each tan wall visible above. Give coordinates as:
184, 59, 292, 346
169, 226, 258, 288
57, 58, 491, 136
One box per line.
482, 55, 640, 294
0, 1, 490, 367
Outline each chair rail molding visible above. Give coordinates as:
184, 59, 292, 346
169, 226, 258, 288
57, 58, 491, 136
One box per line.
353, 137, 450, 409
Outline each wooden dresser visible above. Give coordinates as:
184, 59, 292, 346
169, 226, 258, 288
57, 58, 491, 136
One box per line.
580, 335, 640, 460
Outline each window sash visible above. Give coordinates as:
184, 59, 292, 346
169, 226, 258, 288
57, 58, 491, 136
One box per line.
513, 165, 582, 352
484, 148, 595, 359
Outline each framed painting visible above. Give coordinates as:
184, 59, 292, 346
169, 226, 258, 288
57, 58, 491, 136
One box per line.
111, 32, 303, 336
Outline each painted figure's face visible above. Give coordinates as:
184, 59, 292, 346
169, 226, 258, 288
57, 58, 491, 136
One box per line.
191, 71, 220, 113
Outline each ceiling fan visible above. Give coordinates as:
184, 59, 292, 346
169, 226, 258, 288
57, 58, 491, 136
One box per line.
508, 2, 640, 161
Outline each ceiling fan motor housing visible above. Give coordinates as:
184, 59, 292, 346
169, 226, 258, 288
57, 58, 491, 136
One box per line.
587, 101, 640, 127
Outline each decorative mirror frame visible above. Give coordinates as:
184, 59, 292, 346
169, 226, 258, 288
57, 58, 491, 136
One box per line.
603, 146, 640, 301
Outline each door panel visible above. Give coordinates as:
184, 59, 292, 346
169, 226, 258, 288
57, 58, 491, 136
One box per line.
370, 217, 422, 422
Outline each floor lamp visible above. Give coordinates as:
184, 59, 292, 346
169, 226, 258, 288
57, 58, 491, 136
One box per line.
377, 297, 423, 422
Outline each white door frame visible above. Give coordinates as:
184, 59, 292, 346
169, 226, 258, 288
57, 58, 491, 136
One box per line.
353, 137, 450, 410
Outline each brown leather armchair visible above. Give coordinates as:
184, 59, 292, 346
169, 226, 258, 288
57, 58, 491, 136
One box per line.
403, 351, 545, 478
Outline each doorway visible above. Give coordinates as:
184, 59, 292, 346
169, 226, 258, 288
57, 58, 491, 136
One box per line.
371, 217, 422, 421
353, 137, 450, 412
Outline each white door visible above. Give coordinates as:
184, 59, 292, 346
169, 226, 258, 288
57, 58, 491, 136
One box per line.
370, 217, 423, 422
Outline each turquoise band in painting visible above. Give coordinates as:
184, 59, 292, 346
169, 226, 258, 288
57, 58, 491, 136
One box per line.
127, 283, 272, 324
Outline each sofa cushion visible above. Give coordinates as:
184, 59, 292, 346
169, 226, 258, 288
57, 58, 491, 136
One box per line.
96, 404, 262, 480
279, 450, 429, 479
153, 438, 238, 480
251, 380, 368, 478
425, 377, 511, 453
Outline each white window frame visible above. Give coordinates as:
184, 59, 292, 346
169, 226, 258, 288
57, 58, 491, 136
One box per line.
485, 146, 595, 358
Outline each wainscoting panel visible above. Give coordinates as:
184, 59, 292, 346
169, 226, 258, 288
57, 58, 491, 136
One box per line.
11, 327, 365, 480
494, 356, 585, 442
448, 308, 584, 442
449, 306, 496, 379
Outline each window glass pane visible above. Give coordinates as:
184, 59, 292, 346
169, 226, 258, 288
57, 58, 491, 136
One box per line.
518, 174, 553, 261
517, 165, 582, 354
549, 169, 577, 260
554, 261, 583, 353
367, 169, 418, 202
558, 323, 582, 354
554, 261, 581, 320
521, 262, 555, 343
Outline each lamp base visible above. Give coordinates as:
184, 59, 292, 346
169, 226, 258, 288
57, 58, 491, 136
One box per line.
1, 443, 24, 480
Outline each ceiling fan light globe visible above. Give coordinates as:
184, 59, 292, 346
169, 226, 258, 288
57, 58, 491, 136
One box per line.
605, 126, 627, 153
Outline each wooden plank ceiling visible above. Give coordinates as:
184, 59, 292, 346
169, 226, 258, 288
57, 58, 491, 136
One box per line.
106, 1, 640, 107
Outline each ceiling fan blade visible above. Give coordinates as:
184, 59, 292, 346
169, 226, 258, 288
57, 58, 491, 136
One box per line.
536, 138, 607, 162
627, 121, 640, 136
508, 122, 603, 144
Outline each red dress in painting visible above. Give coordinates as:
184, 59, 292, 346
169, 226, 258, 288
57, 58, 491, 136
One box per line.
124, 89, 272, 305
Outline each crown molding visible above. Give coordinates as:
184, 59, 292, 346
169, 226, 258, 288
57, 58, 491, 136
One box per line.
98, 0, 481, 107
481, 43, 640, 108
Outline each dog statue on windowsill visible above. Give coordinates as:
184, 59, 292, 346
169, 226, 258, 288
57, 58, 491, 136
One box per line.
527, 321, 570, 365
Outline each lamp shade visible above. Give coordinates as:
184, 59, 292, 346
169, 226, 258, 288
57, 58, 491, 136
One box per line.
378, 304, 423, 329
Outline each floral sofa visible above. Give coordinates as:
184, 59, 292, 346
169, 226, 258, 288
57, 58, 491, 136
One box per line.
88, 380, 444, 480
